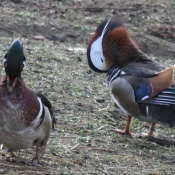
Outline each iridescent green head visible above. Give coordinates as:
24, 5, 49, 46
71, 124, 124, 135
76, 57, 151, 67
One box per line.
4, 40, 26, 81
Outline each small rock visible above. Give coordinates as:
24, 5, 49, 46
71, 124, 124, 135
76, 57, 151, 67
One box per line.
60, 8, 67, 14
48, 35, 65, 42
151, 57, 158, 62
0, 169, 8, 174
84, 17, 94, 24
86, 4, 103, 13
33, 36, 45, 40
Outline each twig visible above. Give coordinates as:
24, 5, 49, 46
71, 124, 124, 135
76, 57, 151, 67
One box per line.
88, 86, 92, 91
62, 145, 71, 153
93, 99, 103, 106
97, 125, 108, 131
73, 146, 118, 153
103, 114, 117, 122
70, 143, 80, 150
50, 148, 63, 157
60, 136, 78, 138
98, 104, 110, 111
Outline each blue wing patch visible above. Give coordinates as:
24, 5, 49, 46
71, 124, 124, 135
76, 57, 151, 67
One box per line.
135, 84, 152, 101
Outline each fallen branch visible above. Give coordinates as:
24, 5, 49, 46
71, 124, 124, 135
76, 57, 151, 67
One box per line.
39, 7, 137, 11
146, 136, 175, 147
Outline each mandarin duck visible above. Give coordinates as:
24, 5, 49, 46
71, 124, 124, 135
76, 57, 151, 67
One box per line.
87, 15, 175, 137
0, 39, 55, 166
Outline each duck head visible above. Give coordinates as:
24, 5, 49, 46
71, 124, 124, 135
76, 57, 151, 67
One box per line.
87, 15, 140, 73
3, 40, 26, 82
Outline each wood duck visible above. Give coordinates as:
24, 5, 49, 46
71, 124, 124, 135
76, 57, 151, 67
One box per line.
87, 15, 175, 137
0, 39, 55, 166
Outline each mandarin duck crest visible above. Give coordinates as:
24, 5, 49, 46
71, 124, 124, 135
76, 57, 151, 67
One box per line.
87, 15, 141, 72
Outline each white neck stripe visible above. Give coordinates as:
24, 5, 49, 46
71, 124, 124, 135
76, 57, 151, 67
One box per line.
108, 69, 121, 86
36, 97, 43, 120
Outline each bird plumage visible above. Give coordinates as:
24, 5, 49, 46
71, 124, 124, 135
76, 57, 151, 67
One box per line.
87, 15, 175, 136
0, 39, 55, 165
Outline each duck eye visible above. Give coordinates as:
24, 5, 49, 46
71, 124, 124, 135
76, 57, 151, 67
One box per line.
101, 58, 104, 63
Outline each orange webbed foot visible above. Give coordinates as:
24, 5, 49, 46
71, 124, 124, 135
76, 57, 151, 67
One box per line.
112, 116, 132, 135
139, 123, 155, 138
112, 129, 131, 135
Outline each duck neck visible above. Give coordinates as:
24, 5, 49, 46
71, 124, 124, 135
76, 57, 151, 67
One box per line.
6, 74, 22, 92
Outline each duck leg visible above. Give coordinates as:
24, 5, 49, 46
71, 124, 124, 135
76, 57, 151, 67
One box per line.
32, 145, 42, 166
32, 144, 47, 167
148, 123, 156, 136
139, 123, 156, 137
113, 115, 132, 135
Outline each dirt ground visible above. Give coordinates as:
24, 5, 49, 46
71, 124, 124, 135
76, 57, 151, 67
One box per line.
0, 0, 175, 174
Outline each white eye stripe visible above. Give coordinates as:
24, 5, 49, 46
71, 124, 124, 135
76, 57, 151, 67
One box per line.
3, 58, 7, 63
2, 58, 26, 66
102, 18, 111, 36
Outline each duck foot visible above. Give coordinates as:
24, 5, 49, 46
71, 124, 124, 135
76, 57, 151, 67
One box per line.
31, 159, 45, 167
139, 123, 155, 138
112, 116, 132, 135
139, 130, 154, 138
112, 129, 131, 135
138, 132, 152, 138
